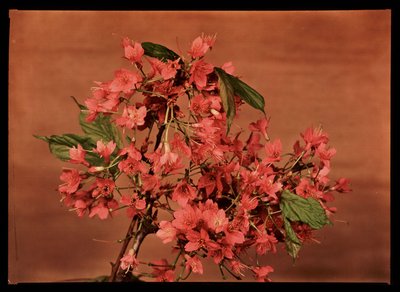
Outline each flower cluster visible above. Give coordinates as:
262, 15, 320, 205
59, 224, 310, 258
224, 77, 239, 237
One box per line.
37, 34, 351, 282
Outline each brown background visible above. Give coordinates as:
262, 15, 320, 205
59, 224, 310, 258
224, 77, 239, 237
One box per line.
8, 11, 390, 282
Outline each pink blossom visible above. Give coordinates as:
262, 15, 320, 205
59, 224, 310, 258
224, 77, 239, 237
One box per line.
120, 249, 139, 271
120, 193, 146, 218
316, 143, 336, 166
160, 59, 181, 80
223, 224, 245, 246
69, 144, 89, 167
118, 157, 147, 175
221, 61, 235, 75
295, 178, 323, 199
184, 254, 203, 275
198, 173, 216, 196
172, 179, 197, 207
249, 117, 270, 141
118, 142, 142, 160
122, 37, 144, 64
185, 228, 218, 252
204, 209, 228, 233
231, 208, 250, 234
94, 140, 116, 163
189, 94, 211, 116
116, 105, 147, 129
188, 33, 216, 58
58, 168, 83, 194
141, 173, 160, 192
332, 177, 352, 193
91, 178, 115, 198
189, 59, 214, 90
240, 193, 258, 211
109, 68, 142, 94
156, 221, 177, 244
88, 198, 118, 220
208, 242, 233, 265
147, 57, 181, 80
159, 142, 183, 173
172, 204, 201, 231
228, 260, 247, 277
255, 230, 278, 255
262, 139, 282, 164
258, 175, 282, 202
151, 259, 175, 282
74, 199, 92, 217
246, 133, 263, 156
301, 126, 329, 150
252, 265, 274, 282
170, 133, 191, 157
84, 85, 120, 122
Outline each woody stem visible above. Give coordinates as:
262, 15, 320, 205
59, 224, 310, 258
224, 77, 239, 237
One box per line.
109, 217, 137, 282
108, 124, 165, 282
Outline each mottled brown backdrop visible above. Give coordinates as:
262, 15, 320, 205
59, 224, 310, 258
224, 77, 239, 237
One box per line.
8, 10, 390, 282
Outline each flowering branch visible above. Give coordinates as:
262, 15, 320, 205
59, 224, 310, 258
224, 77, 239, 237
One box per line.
35, 34, 351, 282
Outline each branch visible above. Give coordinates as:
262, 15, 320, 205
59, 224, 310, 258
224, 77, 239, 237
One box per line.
108, 217, 137, 282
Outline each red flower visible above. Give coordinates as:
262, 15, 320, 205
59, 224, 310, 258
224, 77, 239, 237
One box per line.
221, 61, 235, 75
122, 37, 144, 64
258, 175, 282, 202
228, 260, 247, 277
141, 173, 160, 192
190, 94, 211, 116
160, 59, 181, 80
184, 228, 218, 252
252, 265, 274, 282
156, 221, 177, 244
172, 179, 197, 207
332, 177, 352, 193
255, 230, 278, 255
120, 249, 139, 271
120, 193, 146, 218
109, 68, 142, 94
188, 33, 216, 58
184, 254, 203, 275
198, 173, 216, 197
151, 259, 175, 282
116, 105, 147, 129
84, 85, 120, 122
203, 209, 228, 233
262, 139, 282, 164
249, 117, 270, 141
223, 224, 245, 246
118, 157, 147, 175
295, 178, 323, 199
91, 178, 115, 198
301, 126, 329, 150
171, 133, 191, 157
69, 144, 89, 167
58, 168, 83, 194
94, 140, 116, 163
172, 204, 201, 231
118, 142, 142, 160
189, 59, 214, 90
88, 198, 118, 220
316, 143, 336, 166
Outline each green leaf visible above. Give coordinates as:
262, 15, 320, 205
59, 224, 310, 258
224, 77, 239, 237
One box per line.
80, 112, 123, 149
142, 42, 180, 62
280, 190, 330, 230
230, 76, 265, 113
215, 67, 236, 134
34, 133, 102, 165
283, 217, 302, 260
214, 67, 265, 114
